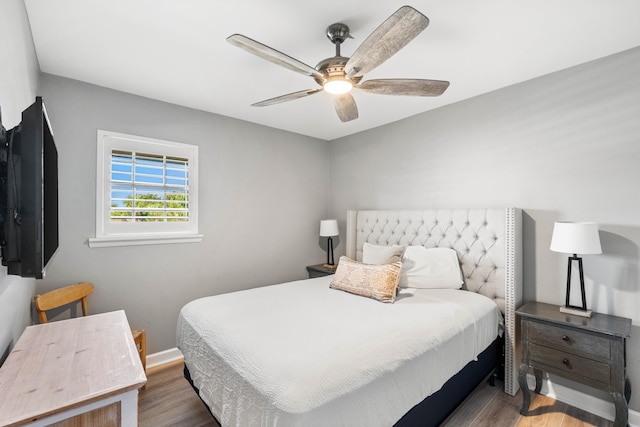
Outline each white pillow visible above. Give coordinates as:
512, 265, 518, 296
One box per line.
362, 242, 407, 265
399, 246, 464, 289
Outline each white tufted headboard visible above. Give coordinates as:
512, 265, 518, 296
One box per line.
345, 208, 523, 396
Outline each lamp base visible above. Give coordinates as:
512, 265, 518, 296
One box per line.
559, 305, 592, 318
323, 263, 338, 270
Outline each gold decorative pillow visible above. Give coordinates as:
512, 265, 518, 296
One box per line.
330, 256, 402, 303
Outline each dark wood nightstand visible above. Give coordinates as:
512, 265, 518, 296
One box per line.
517, 302, 631, 427
306, 264, 337, 278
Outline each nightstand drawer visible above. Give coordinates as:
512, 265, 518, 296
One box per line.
528, 321, 611, 360
529, 343, 611, 385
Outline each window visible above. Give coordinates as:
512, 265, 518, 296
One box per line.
110, 151, 189, 223
89, 130, 202, 248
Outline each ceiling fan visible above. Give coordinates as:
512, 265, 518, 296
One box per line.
227, 5, 449, 122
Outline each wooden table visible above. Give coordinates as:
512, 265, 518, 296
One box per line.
0, 310, 147, 427
306, 263, 337, 278
517, 302, 631, 427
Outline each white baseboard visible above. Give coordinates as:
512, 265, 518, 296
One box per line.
527, 374, 639, 426
146, 347, 183, 370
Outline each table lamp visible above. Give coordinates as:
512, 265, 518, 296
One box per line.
550, 221, 602, 317
320, 219, 339, 269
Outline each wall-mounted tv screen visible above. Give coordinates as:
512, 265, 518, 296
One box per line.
0, 96, 59, 279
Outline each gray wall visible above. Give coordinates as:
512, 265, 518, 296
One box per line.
38, 74, 329, 353
328, 46, 640, 411
0, 0, 40, 364
3, 0, 638, 414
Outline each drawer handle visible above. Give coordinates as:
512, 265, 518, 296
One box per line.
562, 358, 570, 366
562, 335, 570, 342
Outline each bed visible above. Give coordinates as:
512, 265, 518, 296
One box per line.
177, 208, 523, 426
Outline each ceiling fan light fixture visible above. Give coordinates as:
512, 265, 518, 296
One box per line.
324, 78, 353, 95
229, 6, 446, 121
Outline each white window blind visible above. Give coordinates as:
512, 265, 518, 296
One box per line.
90, 130, 202, 248
110, 150, 190, 222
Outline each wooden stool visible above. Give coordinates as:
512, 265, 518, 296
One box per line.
132, 329, 146, 372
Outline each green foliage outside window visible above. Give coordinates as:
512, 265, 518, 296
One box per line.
111, 192, 188, 222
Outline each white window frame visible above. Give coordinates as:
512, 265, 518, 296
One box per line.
89, 130, 203, 248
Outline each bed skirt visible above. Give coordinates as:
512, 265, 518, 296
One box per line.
394, 336, 502, 426
183, 335, 502, 427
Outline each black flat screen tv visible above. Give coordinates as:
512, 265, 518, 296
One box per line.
0, 97, 59, 279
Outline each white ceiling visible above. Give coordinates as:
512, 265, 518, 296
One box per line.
24, 0, 640, 141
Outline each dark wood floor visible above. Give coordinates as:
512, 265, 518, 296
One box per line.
139, 361, 219, 427
139, 361, 613, 427
441, 378, 613, 427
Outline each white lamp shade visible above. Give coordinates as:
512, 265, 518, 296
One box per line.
550, 221, 602, 255
319, 219, 339, 237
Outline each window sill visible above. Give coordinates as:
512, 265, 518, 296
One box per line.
88, 233, 203, 248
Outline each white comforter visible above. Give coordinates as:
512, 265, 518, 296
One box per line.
176, 275, 502, 427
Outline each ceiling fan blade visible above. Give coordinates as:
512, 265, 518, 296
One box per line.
334, 93, 358, 122
357, 79, 449, 96
251, 88, 323, 107
227, 34, 325, 80
345, 6, 429, 79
